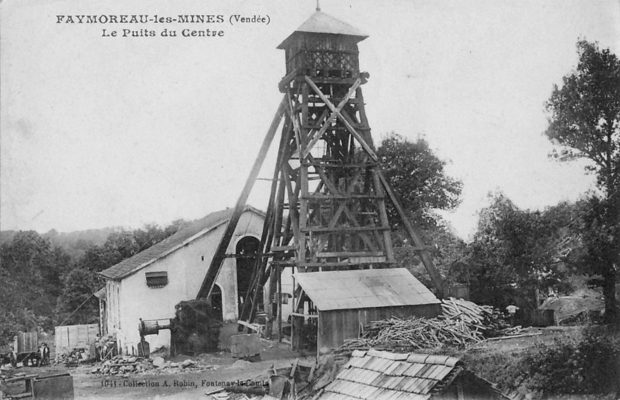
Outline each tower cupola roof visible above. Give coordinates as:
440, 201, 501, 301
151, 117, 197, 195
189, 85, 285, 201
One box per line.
277, 11, 368, 49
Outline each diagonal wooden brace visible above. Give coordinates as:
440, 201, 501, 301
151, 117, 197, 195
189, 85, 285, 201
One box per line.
196, 96, 287, 300
304, 76, 378, 162
301, 77, 363, 159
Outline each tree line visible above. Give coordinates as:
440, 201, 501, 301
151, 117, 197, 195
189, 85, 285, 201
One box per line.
0, 222, 183, 345
0, 39, 617, 346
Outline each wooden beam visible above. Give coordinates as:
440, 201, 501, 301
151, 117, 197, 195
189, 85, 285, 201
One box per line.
239, 110, 293, 322
301, 226, 390, 233
196, 96, 286, 300
291, 313, 318, 319
304, 76, 378, 162
372, 170, 395, 262
341, 206, 380, 252
306, 154, 341, 195
377, 170, 444, 296
301, 79, 361, 159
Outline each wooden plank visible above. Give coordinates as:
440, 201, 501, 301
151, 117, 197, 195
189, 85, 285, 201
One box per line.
271, 245, 296, 252
302, 194, 384, 200
291, 312, 318, 319
197, 96, 286, 300
237, 320, 262, 332
342, 309, 359, 344
301, 226, 390, 233
315, 251, 385, 258
274, 260, 394, 268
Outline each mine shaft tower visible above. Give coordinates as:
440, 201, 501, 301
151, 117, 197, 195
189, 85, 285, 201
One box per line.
196, 9, 444, 334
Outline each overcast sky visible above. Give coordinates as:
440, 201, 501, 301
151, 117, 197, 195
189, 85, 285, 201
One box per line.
1, 0, 619, 240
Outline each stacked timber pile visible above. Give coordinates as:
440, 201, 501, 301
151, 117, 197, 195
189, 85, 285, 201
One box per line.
338, 298, 502, 353
440, 297, 497, 333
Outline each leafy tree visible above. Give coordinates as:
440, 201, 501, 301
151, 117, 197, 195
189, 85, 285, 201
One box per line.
55, 268, 100, 325
545, 40, 620, 321
377, 133, 463, 230
377, 133, 464, 284
466, 194, 574, 310
0, 231, 71, 341
56, 221, 183, 324
395, 218, 467, 288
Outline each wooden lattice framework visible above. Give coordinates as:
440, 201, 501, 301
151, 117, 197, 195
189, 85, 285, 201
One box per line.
196, 11, 444, 340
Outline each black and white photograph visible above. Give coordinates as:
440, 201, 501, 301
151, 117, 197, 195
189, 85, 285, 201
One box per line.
1, 0, 619, 399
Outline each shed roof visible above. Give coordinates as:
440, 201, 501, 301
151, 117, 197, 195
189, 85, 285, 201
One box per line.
320, 349, 461, 400
320, 349, 510, 400
277, 11, 368, 49
294, 268, 439, 311
99, 206, 264, 280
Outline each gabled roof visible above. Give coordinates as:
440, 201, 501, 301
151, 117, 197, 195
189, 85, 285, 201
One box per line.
99, 206, 264, 280
277, 11, 368, 49
294, 268, 439, 311
320, 349, 461, 400
320, 349, 511, 400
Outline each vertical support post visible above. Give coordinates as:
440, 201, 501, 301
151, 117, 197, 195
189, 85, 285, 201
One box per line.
277, 265, 282, 342
291, 275, 296, 350
372, 170, 395, 262
268, 264, 277, 338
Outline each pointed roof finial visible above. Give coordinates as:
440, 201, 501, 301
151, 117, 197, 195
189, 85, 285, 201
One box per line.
316, 0, 321, 12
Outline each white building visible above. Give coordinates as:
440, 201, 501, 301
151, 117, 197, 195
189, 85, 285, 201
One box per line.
99, 206, 269, 354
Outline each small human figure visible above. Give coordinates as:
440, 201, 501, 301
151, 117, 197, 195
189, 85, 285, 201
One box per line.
9, 346, 17, 367
38, 343, 50, 366
506, 304, 519, 325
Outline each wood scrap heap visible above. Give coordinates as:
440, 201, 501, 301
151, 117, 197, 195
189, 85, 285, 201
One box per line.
338, 298, 499, 353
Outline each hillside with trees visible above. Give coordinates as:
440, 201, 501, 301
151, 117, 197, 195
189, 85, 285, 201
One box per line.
0, 221, 184, 345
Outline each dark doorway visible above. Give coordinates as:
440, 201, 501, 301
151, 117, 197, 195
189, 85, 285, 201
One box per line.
236, 236, 260, 314
209, 284, 223, 321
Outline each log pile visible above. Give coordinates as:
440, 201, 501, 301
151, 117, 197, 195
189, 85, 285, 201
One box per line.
440, 297, 498, 334
337, 298, 503, 353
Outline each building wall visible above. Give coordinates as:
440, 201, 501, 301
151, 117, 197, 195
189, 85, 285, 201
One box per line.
106, 280, 121, 337
317, 304, 441, 351
263, 265, 295, 322
105, 210, 264, 353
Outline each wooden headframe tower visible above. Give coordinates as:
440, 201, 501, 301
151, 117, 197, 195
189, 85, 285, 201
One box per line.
196, 10, 444, 329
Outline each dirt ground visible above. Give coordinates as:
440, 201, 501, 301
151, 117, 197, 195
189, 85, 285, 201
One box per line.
3, 342, 314, 400
2, 327, 587, 399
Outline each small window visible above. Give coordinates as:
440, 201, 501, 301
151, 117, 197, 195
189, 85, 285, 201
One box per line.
145, 271, 168, 288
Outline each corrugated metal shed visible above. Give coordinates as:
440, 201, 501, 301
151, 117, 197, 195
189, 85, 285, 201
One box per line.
278, 11, 368, 49
294, 268, 440, 311
319, 349, 511, 400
